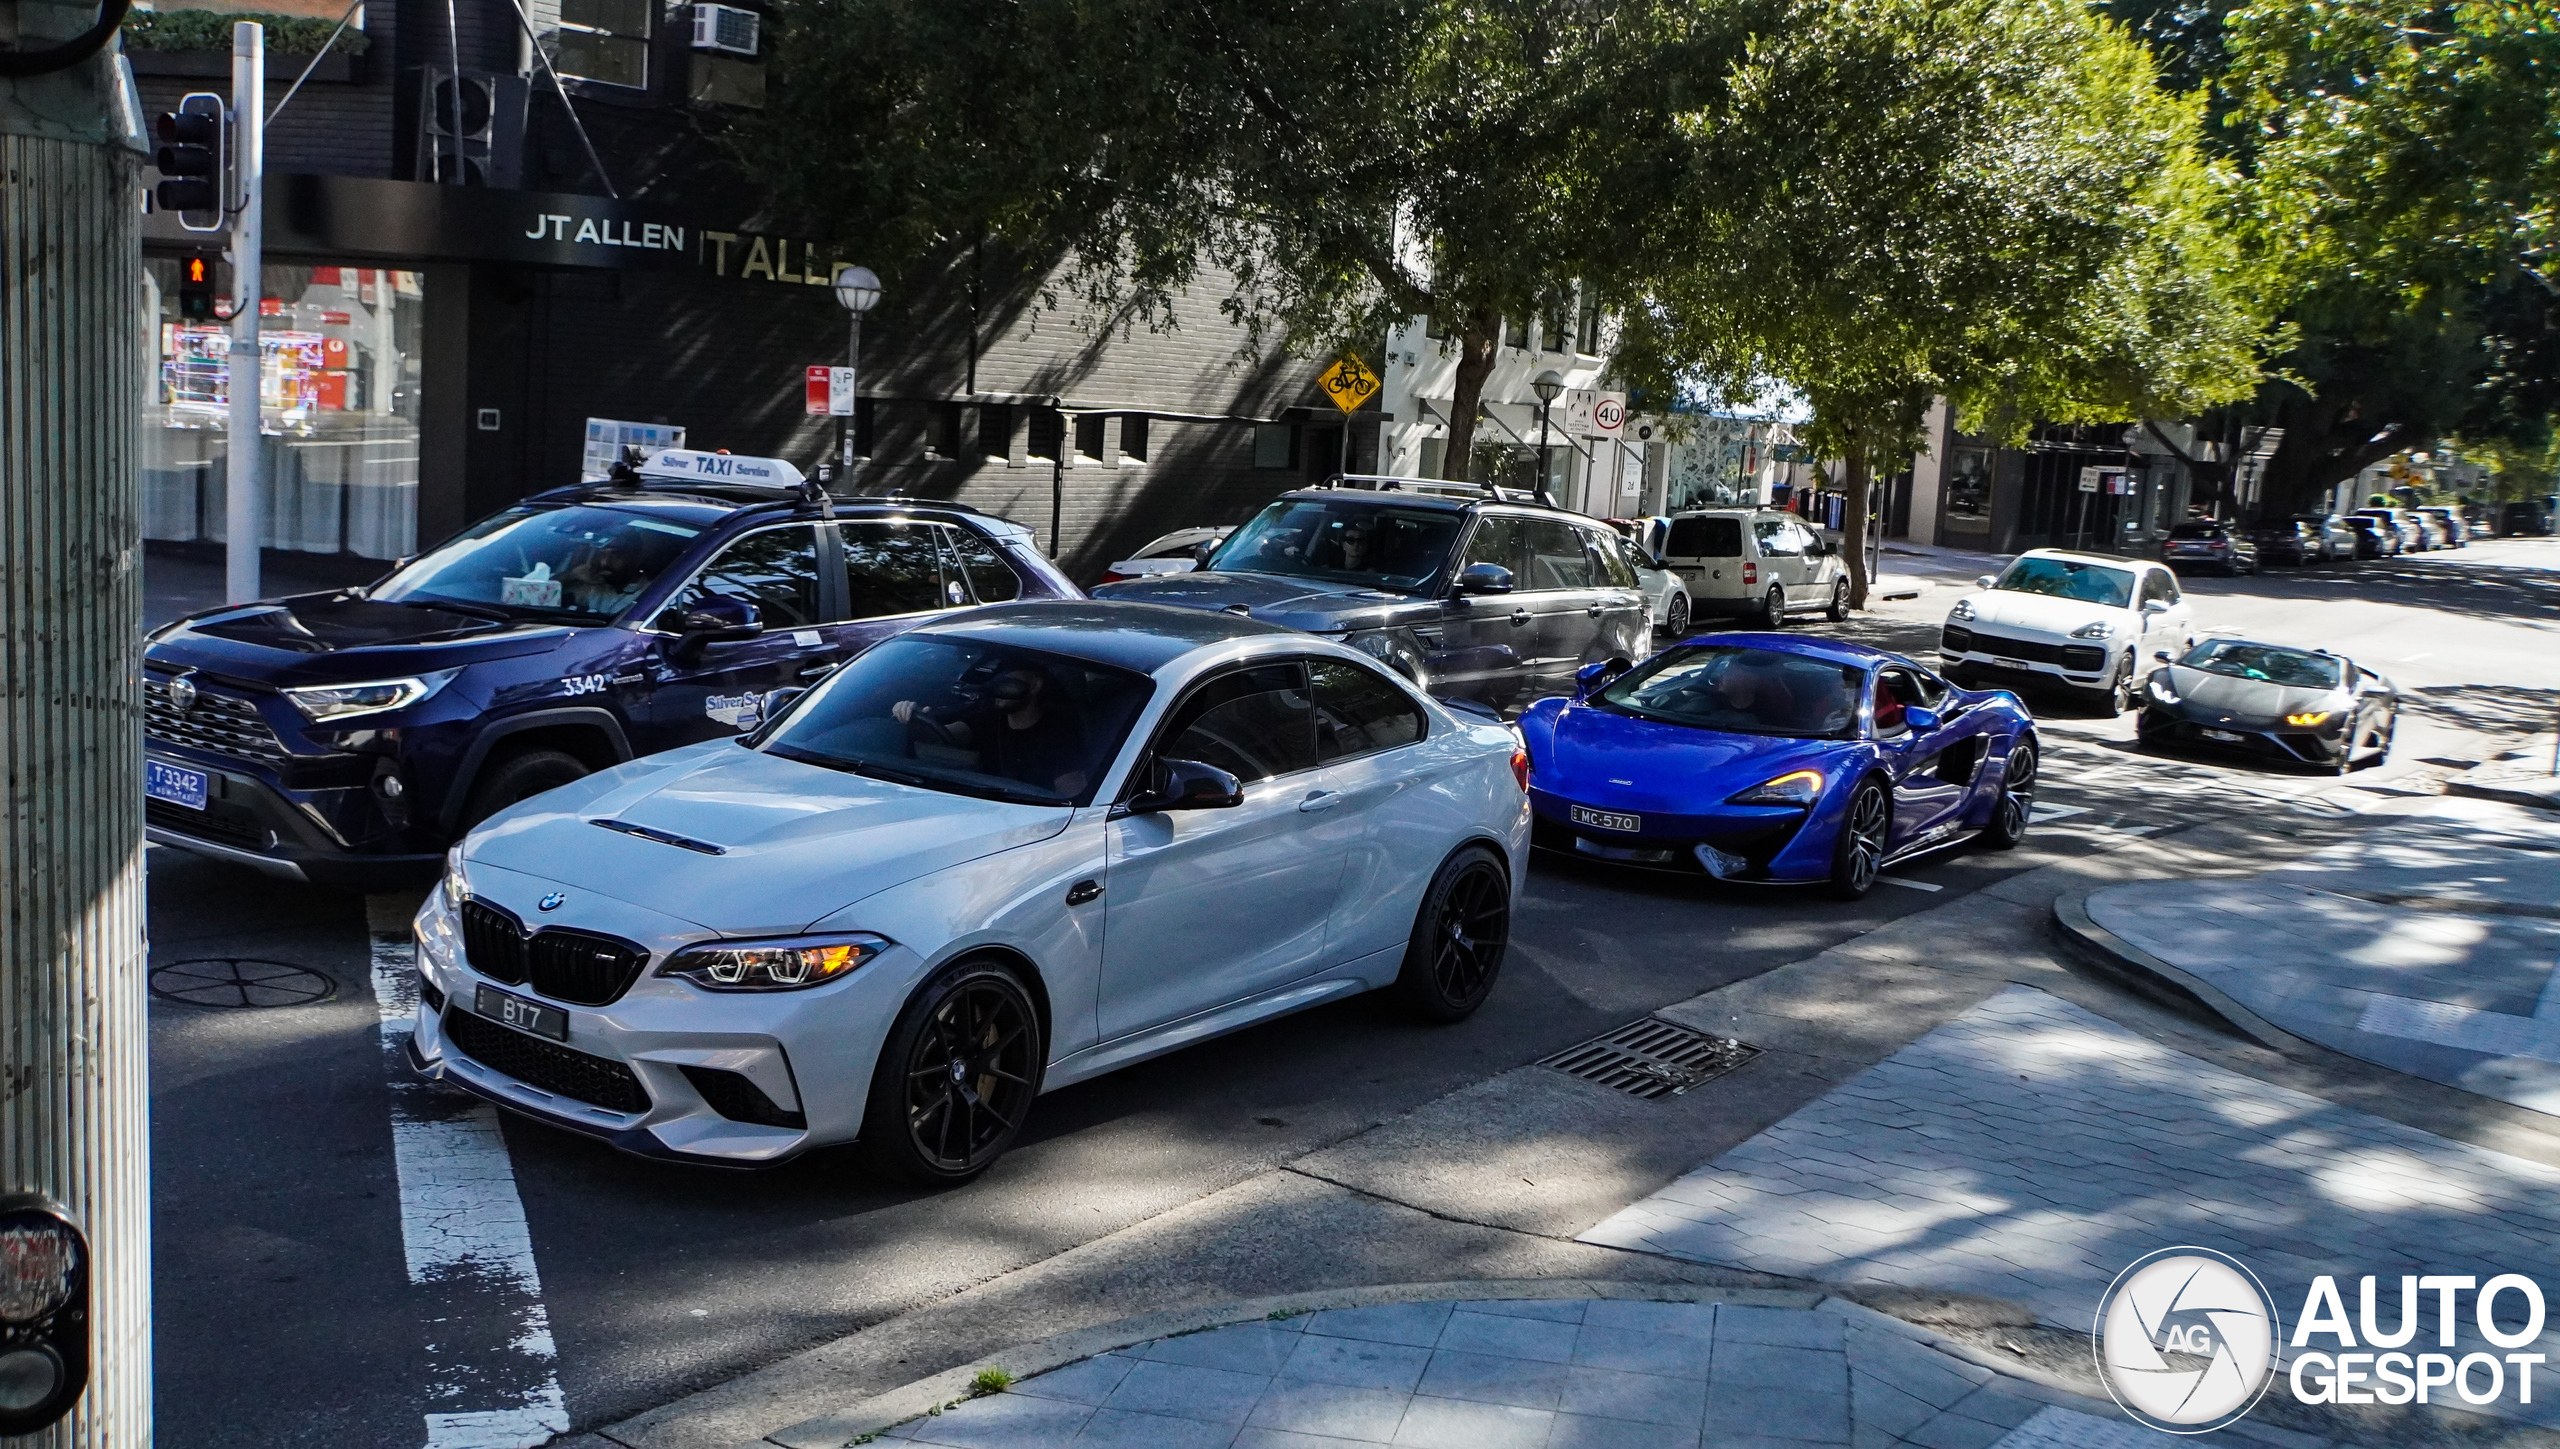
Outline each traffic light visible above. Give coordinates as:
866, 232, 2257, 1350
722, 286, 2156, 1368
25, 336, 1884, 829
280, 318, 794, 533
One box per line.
177, 253, 219, 321
153, 92, 227, 232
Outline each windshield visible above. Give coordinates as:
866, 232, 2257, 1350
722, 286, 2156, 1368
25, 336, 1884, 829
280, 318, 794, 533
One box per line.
1202, 500, 1460, 592
760, 636, 1152, 806
1991, 556, 2134, 608
1595, 645, 1862, 739
2177, 640, 2343, 690
372, 505, 702, 621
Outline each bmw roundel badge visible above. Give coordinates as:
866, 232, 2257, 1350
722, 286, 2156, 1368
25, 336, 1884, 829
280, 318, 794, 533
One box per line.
537, 892, 566, 912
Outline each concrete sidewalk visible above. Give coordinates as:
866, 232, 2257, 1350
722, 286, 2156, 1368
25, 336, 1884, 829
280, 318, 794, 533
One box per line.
2446, 735, 2560, 813
2063, 797, 2560, 1114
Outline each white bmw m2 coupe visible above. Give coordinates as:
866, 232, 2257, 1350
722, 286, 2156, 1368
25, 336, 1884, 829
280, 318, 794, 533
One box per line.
410, 602, 1531, 1184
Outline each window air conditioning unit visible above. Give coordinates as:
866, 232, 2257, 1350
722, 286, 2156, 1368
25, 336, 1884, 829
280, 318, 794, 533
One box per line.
691, 4, 759, 56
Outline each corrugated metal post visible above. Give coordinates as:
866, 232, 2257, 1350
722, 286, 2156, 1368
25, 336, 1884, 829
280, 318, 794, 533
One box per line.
223, 21, 262, 603
0, 2, 155, 1445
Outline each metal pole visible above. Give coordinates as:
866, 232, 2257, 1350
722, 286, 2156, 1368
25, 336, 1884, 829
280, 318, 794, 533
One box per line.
839, 312, 861, 482
224, 22, 264, 602
2, 16, 156, 1445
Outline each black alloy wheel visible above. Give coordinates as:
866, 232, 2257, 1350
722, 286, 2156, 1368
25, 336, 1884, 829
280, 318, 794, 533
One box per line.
1393, 846, 1511, 1022
1826, 578, 1851, 622
1759, 585, 1788, 629
1828, 779, 1890, 900
861, 959, 1042, 1186
1981, 742, 2036, 849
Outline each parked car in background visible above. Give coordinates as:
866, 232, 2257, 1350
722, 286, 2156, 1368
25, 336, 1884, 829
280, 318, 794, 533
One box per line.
2414, 507, 2467, 548
413, 602, 1532, 1180
1606, 516, 1694, 637
1937, 550, 2195, 713
2497, 499, 2555, 536
1098, 526, 1234, 584
2351, 507, 2428, 552
2258, 515, 2353, 564
1658, 509, 1852, 628
1094, 478, 1648, 710
2343, 514, 2403, 558
2163, 520, 2260, 574
2136, 637, 2398, 774
142, 450, 1077, 887
1518, 634, 2040, 898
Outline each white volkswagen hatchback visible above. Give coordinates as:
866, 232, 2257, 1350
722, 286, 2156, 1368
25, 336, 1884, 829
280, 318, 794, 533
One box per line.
1938, 550, 2195, 712
410, 602, 1530, 1184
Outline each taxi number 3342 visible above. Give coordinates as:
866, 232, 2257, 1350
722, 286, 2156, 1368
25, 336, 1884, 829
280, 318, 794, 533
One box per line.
562, 674, 611, 697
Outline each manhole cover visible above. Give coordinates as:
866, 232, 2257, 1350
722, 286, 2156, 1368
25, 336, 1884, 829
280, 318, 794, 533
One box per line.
1540, 1017, 1759, 1100
149, 958, 337, 1009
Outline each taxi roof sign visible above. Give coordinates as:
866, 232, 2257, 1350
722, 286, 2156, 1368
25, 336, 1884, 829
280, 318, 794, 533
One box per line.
635, 449, 806, 489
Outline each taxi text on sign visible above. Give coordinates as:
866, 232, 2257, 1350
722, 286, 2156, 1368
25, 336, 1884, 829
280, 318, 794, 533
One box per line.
1319, 355, 1381, 414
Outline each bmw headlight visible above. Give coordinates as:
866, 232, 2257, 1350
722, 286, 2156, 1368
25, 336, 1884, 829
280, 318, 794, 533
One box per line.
284, 669, 458, 722
1948, 599, 1976, 622
659, 933, 889, 992
1727, 769, 1826, 806
2068, 621, 2116, 640
442, 845, 469, 906
2145, 676, 2180, 704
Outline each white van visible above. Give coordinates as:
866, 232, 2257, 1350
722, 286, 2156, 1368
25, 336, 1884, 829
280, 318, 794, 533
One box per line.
1661, 509, 1851, 628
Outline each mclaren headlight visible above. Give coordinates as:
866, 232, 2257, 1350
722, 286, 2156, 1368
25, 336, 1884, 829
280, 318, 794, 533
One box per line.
2145, 676, 2180, 704
2285, 710, 2335, 728
2068, 620, 2116, 640
1727, 769, 1826, 806
659, 933, 889, 992
1947, 599, 1976, 622
284, 669, 459, 722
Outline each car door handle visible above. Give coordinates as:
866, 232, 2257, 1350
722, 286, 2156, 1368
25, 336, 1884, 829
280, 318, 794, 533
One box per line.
797, 662, 837, 680
1585, 603, 1605, 617
1509, 609, 1531, 627
1298, 790, 1342, 812
1065, 878, 1103, 906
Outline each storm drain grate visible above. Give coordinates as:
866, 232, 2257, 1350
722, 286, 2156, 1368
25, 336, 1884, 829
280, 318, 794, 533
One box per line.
149, 958, 337, 1009
1540, 1017, 1760, 1100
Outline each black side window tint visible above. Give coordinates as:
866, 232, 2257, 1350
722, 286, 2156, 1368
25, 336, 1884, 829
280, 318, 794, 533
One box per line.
1311, 659, 1426, 763
1159, 664, 1314, 783
1523, 519, 1596, 589
1667, 515, 1741, 557
839, 521, 948, 620
1461, 514, 1531, 579
662, 525, 820, 628
950, 527, 1023, 603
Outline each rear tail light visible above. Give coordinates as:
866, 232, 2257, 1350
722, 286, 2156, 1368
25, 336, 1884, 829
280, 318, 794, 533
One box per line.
1511, 749, 1530, 792
1099, 570, 1129, 584
1742, 562, 1758, 587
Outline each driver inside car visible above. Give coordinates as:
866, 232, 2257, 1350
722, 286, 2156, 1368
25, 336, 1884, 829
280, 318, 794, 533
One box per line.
559, 537, 651, 615
893, 664, 1091, 799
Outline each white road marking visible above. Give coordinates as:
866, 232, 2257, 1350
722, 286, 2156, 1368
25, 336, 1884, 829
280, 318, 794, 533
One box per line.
368, 899, 571, 1449
2029, 803, 2089, 823
1879, 876, 1944, 893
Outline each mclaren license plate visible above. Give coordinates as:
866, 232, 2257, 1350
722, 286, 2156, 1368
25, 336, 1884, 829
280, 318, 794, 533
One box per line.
145, 759, 210, 811
1571, 804, 1641, 833
475, 984, 568, 1042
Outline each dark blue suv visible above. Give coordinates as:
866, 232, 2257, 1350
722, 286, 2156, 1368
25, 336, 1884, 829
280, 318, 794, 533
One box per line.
141, 451, 1077, 887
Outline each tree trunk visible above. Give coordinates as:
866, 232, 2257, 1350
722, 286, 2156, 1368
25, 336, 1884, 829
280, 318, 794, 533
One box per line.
1840, 444, 1872, 611
1439, 318, 1498, 483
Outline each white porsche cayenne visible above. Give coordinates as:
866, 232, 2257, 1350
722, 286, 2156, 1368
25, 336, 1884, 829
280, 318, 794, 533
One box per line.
409, 601, 1531, 1184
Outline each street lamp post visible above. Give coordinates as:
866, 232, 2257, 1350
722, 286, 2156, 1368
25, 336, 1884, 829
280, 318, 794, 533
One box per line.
830, 263, 883, 487
1531, 369, 1565, 507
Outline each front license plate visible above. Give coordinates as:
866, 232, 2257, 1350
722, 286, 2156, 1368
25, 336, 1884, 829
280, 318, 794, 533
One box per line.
145, 759, 210, 811
1571, 804, 1641, 833
2201, 728, 2245, 743
1994, 658, 2034, 672
475, 984, 568, 1041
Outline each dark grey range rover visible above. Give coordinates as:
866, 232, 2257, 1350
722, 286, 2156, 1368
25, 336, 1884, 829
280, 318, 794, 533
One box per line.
1092, 478, 1649, 709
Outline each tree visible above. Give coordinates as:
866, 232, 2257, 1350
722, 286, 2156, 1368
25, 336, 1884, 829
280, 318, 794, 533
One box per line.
740, 0, 1751, 481
1629, 0, 2263, 605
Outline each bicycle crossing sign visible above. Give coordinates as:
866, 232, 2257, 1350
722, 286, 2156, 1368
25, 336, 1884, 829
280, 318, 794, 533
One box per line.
1318, 354, 1381, 413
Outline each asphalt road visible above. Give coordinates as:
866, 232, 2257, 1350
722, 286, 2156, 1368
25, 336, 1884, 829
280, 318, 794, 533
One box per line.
144, 536, 2560, 1448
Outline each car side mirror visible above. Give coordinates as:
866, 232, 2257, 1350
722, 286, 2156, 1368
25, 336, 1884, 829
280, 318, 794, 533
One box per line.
1124, 757, 1245, 814
1192, 539, 1221, 567
2153, 649, 2173, 662
1455, 562, 1515, 595
2141, 599, 2170, 616
1574, 656, 1632, 699
669, 596, 762, 659
1975, 574, 1997, 590
1902, 706, 1942, 732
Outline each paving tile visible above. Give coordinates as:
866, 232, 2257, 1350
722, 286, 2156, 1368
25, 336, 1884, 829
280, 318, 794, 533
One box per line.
1848, 1368, 1939, 1438
1570, 1323, 1713, 1379
1718, 1306, 1845, 1351
1554, 1364, 1705, 1428
1985, 1404, 2193, 1447
1101, 1359, 1273, 1425
1142, 1324, 1307, 1377
899, 1392, 1097, 1448
1392, 1395, 1554, 1449
1704, 1382, 1852, 1445
1415, 1349, 1570, 1410
1243, 1380, 1412, 1442
1012, 1352, 1138, 1406
1457, 1300, 1588, 1323
1436, 1310, 1580, 1364
1544, 1410, 1701, 1449
1279, 1335, 1435, 1394
1302, 1303, 1454, 1349
1938, 1386, 2042, 1431
1073, 1406, 1244, 1447
1903, 1410, 2010, 1449
1234, 1430, 1387, 1449
1707, 1342, 1846, 1392
1582, 1300, 1717, 1341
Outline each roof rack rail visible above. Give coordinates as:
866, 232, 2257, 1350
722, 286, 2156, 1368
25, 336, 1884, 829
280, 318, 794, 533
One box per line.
1312, 473, 1567, 509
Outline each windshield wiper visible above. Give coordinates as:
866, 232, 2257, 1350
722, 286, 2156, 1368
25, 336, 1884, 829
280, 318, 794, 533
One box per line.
384, 596, 515, 624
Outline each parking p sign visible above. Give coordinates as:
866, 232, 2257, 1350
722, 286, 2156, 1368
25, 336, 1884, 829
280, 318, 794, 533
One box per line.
805, 366, 856, 417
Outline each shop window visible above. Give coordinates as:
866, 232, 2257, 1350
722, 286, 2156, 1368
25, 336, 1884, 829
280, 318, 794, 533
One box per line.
554, 0, 650, 89
1253, 423, 1297, 470
977, 403, 1014, 461
1028, 407, 1065, 462
1073, 413, 1105, 462
1942, 447, 1993, 535
143, 261, 423, 563
926, 402, 963, 460
1120, 415, 1149, 463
